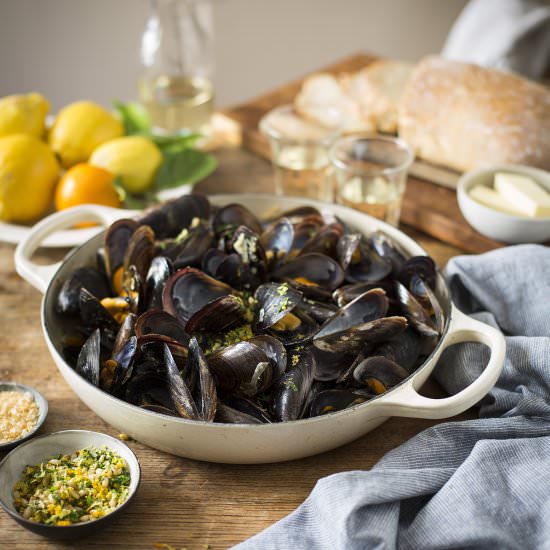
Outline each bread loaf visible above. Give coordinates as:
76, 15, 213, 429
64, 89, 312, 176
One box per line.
398, 56, 550, 172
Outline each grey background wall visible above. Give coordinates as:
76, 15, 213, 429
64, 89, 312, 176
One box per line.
0, 0, 467, 111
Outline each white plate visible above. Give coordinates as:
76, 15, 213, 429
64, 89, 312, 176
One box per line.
0, 183, 192, 248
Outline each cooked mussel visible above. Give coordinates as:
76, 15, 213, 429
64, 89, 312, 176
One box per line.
309, 388, 370, 417
56, 266, 111, 316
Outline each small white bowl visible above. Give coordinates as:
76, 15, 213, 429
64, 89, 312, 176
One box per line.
457, 164, 550, 244
0, 430, 140, 539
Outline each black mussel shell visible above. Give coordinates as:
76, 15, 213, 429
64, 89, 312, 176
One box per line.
374, 328, 422, 373
223, 396, 271, 423
172, 223, 215, 269
398, 256, 437, 290
369, 231, 407, 275
144, 256, 174, 311
215, 402, 263, 424
266, 307, 318, 346
163, 268, 244, 332
247, 335, 287, 381
261, 217, 294, 269
138, 193, 210, 239
123, 225, 155, 284
75, 329, 101, 386
337, 234, 392, 284
265, 206, 322, 226
201, 249, 243, 288
125, 371, 172, 410
309, 388, 370, 417
299, 297, 338, 323
79, 288, 119, 334
135, 309, 189, 347
272, 253, 344, 291
56, 266, 111, 316
272, 349, 316, 422
298, 222, 344, 259
332, 281, 394, 308
164, 344, 199, 420
395, 282, 438, 337
312, 346, 357, 382
213, 203, 263, 236
104, 219, 138, 292
287, 217, 325, 258
208, 341, 273, 396
188, 337, 217, 422
228, 225, 268, 286
409, 274, 445, 334
353, 356, 409, 394
254, 282, 303, 331
112, 313, 137, 358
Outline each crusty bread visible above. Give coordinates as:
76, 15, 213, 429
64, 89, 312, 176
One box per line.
295, 73, 375, 133
294, 60, 413, 134
398, 56, 550, 172
347, 60, 414, 133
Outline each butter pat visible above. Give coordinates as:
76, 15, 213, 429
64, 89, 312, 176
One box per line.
469, 184, 527, 217
494, 172, 550, 218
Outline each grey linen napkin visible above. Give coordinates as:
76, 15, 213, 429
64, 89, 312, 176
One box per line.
234, 244, 550, 550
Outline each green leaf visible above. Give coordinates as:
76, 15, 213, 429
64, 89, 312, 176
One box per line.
150, 132, 202, 153
123, 191, 159, 210
112, 100, 151, 134
154, 148, 217, 191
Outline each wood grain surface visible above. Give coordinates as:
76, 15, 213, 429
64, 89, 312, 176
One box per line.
0, 147, 475, 550
224, 52, 508, 254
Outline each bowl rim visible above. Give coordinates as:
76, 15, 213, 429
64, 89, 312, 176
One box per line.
40, 193, 452, 431
0, 382, 49, 451
457, 164, 550, 224
0, 429, 141, 531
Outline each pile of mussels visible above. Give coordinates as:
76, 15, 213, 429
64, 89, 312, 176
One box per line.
56, 194, 445, 424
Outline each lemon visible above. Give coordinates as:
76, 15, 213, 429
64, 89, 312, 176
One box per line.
0, 93, 49, 138
0, 134, 59, 223
49, 101, 124, 168
89, 136, 162, 194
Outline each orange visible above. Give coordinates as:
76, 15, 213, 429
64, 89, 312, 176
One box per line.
55, 163, 121, 211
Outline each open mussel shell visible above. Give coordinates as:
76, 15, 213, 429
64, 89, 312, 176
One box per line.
164, 343, 199, 420
163, 268, 245, 333
138, 193, 211, 239
369, 231, 408, 275
298, 222, 344, 259
125, 370, 173, 411
272, 253, 344, 291
267, 308, 318, 346
312, 347, 357, 382
144, 256, 174, 311
75, 328, 101, 386
353, 356, 410, 394
409, 274, 445, 334
272, 349, 316, 422
208, 340, 274, 396
201, 249, 243, 288
112, 313, 136, 357
79, 288, 119, 334
332, 281, 394, 308
228, 225, 268, 287
254, 282, 303, 331
372, 328, 422, 373
261, 217, 294, 269
104, 219, 138, 294
395, 281, 439, 337
398, 255, 437, 290
135, 309, 189, 347
299, 297, 338, 323
172, 223, 215, 270
213, 203, 263, 236
313, 289, 391, 354
309, 388, 371, 417
123, 225, 155, 283
56, 266, 111, 316
103, 335, 138, 393
337, 234, 392, 284
188, 337, 217, 422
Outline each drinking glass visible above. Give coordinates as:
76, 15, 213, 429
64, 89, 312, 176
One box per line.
259, 104, 342, 201
330, 135, 413, 226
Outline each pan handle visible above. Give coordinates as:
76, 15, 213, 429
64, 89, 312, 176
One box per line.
14, 205, 128, 294
373, 304, 506, 419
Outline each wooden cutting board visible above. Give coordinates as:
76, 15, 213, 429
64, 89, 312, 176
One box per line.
224, 52, 506, 254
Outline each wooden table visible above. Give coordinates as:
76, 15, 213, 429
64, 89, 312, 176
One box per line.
0, 147, 473, 549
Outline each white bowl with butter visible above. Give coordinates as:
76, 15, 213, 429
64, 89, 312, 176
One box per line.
457, 165, 550, 244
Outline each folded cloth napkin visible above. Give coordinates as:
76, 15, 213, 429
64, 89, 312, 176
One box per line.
234, 244, 550, 550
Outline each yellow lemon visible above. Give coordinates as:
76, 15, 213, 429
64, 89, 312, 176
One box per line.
49, 101, 124, 168
0, 134, 59, 223
89, 136, 162, 194
0, 92, 49, 138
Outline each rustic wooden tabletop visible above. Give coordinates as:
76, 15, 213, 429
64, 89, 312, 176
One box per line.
0, 147, 474, 550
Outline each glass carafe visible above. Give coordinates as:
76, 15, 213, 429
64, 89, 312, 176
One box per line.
139, 0, 214, 135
